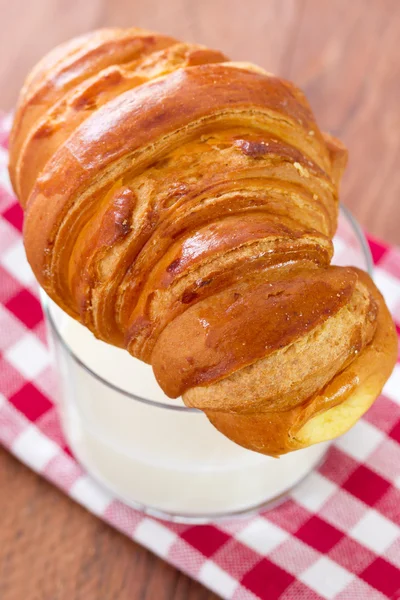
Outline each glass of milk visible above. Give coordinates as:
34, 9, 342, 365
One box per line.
42, 206, 373, 523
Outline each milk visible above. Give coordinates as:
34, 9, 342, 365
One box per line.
47, 299, 328, 519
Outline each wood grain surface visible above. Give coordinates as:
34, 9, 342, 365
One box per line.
0, 1, 399, 599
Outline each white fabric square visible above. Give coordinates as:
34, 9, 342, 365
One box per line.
198, 560, 238, 598
236, 517, 288, 554
350, 509, 399, 553
5, 334, 50, 379
0, 146, 8, 165
70, 475, 113, 515
335, 419, 385, 461
300, 556, 354, 599
374, 269, 400, 313
0, 219, 20, 254
13, 425, 59, 471
0, 240, 35, 285
0, 113, 13, 134
291, 471, 337, 512
383, 364, 400, 406
0, 167, 13, 195
134, 518, 177, 557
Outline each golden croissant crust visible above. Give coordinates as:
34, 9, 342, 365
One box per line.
9, 27, 397, 455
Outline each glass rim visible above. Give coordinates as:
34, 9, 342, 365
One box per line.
42, 204, 374, 413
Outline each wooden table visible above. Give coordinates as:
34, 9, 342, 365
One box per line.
0, 1, 399, 598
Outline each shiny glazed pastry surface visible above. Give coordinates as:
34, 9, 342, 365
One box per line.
9, 27, 397, 455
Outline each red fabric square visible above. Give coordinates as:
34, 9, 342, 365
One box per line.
361, 557, 400, 597
343, 465, 391, 506
2, 202, 23, 232
368, 237, 388, 265
295, 515, 343, 553
6, 289, 43, 329
241, 558, 295, 600
181, 525, 230, 558
9, 382, 53, 422
389, 420, 400, 444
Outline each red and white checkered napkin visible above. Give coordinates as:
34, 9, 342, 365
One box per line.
1, 112, 400, 600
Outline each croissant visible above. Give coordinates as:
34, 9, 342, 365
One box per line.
9, 27, 397, 456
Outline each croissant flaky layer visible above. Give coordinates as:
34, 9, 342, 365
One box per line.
9, 27, 397, 455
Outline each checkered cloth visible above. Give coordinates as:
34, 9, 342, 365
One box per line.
1, 112, 400, 600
